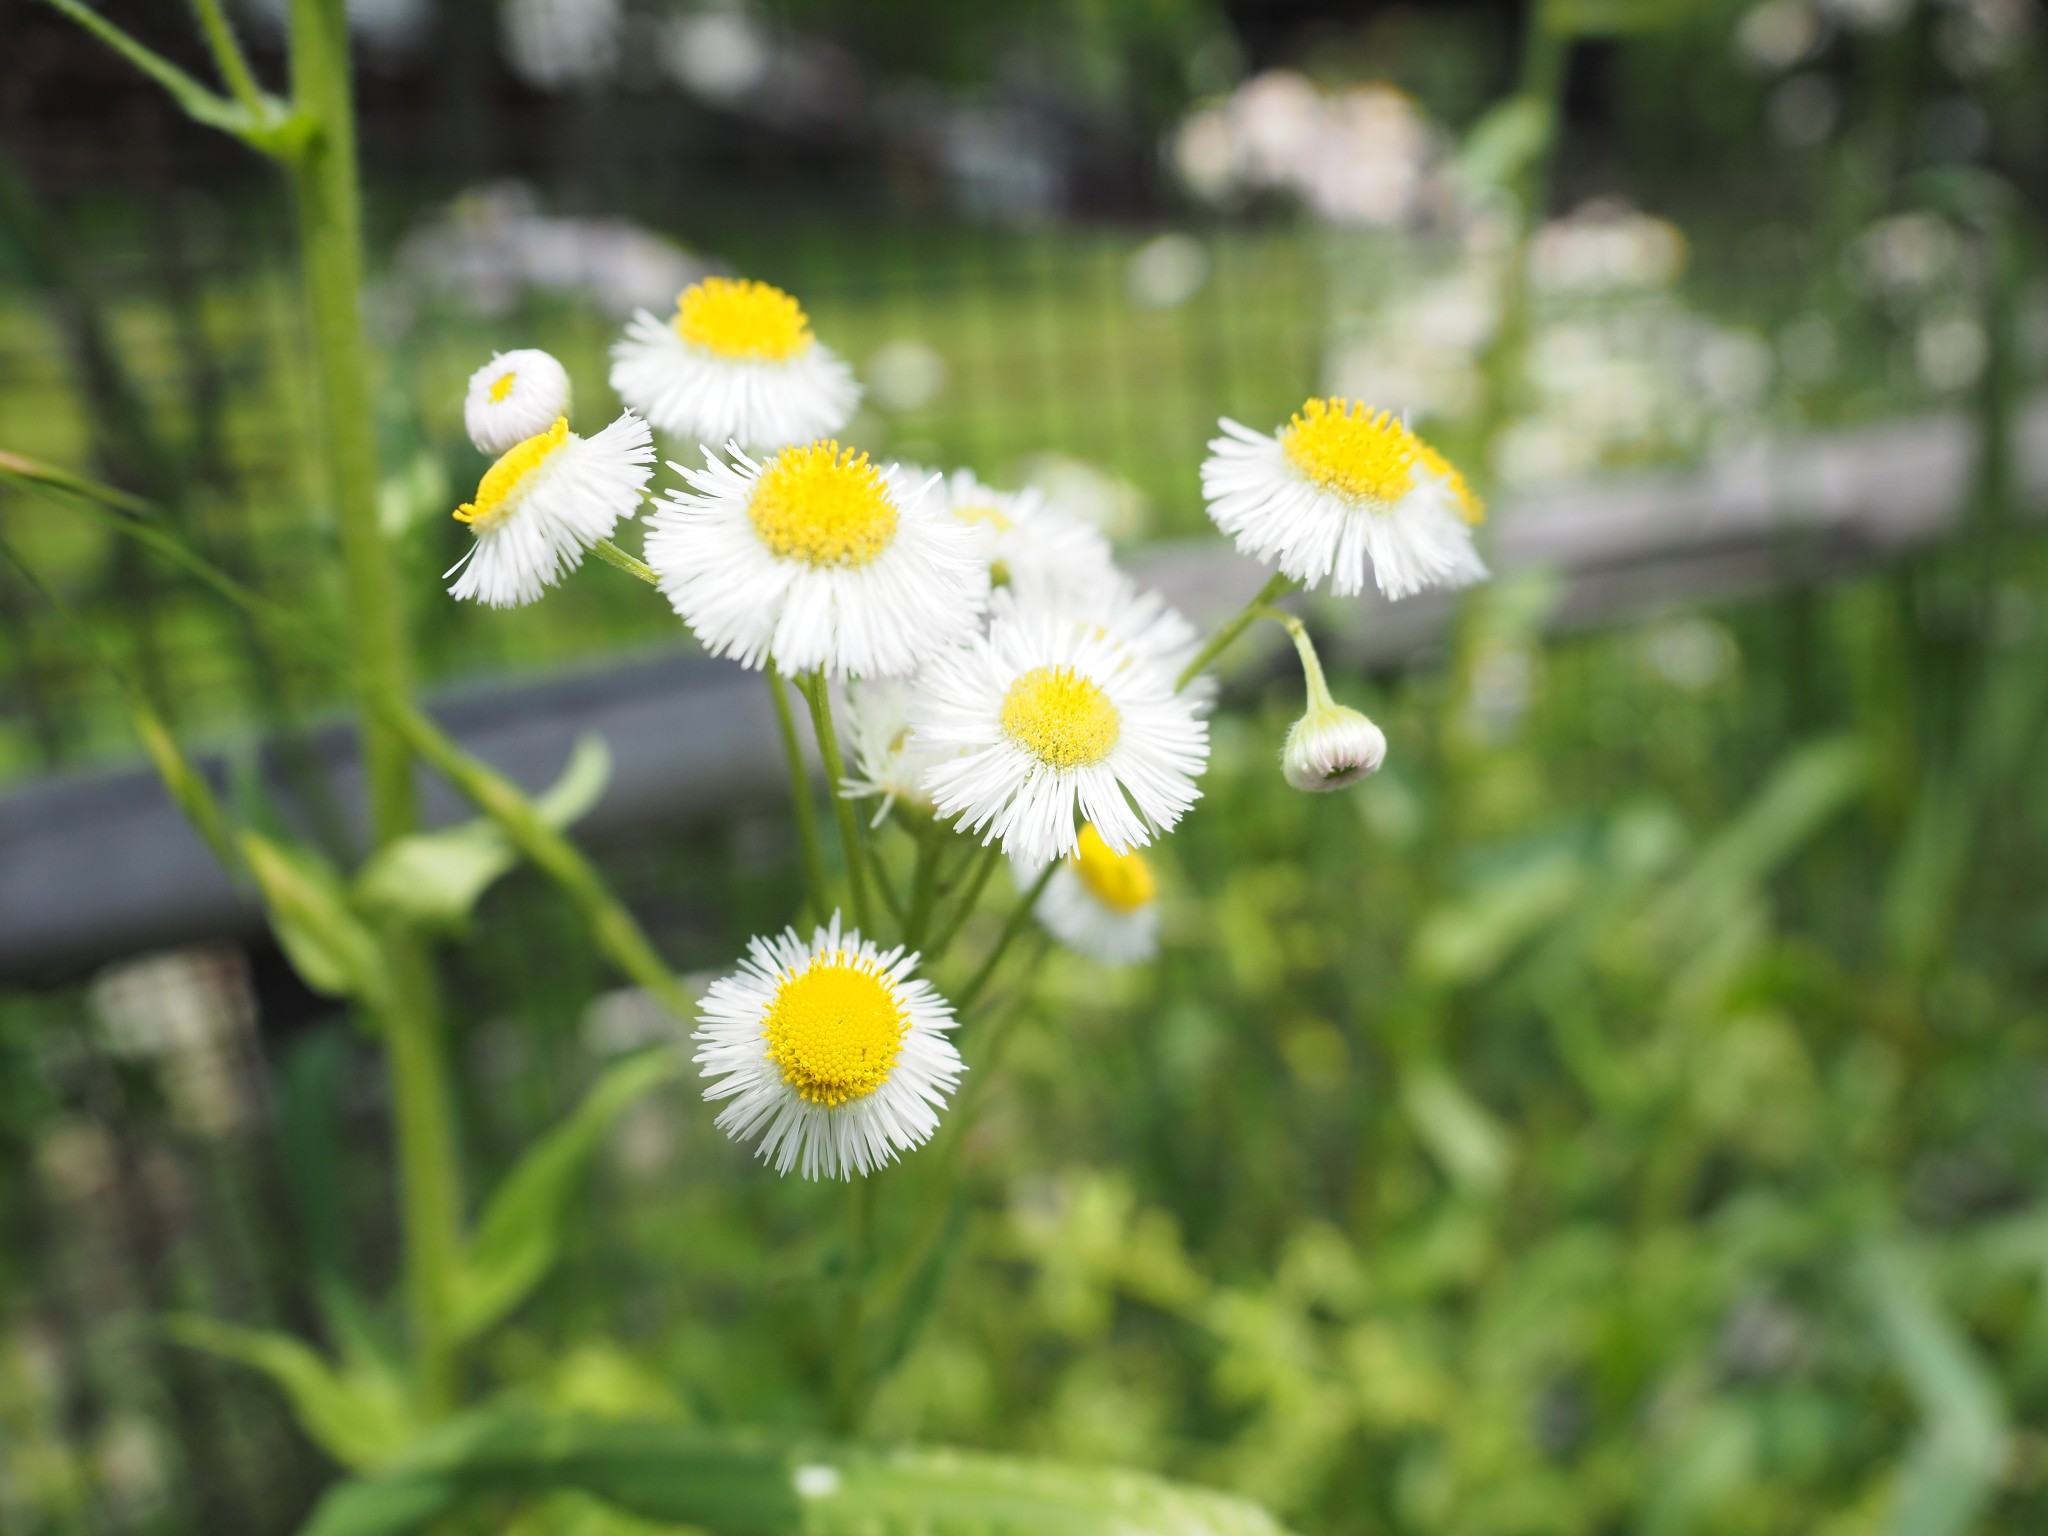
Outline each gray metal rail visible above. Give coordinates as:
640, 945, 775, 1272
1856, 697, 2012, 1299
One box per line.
4, 398, 2044, 981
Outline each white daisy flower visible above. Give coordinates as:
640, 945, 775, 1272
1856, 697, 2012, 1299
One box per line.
446, 412, 654, 607
914, 606, 1209, 866
1200, 398, 1488, 600
610, 276, 859, 449
988, 577, 1213, 707
693, 912, 963, 1180
463, 348, 573, 455
644, 440, 988, 678
938, 469, 1118, 607
1015, 822, 1161, 966
840, 676, 949, 827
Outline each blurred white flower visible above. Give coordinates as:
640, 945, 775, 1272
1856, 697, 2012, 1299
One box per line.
464, 348, 573, 455
1014, 823, 1162, 966
1769, 73, 1840, 146
501, 0, 620, 89
1299, 86, 1435, 228
1229, 70, 1324, 185
1529, 201, 1687, 295
662, 5, 773, 104
1916, 312, 1989, 391
1853, 212, 1959, 297
1127, 234, 1209, 310
866, 339, 949, 412
1170, 106, 1240, 202
1023, 455, 1148, 542
1735, 0, 1825, 70
1817, 0, 1913, 31
1643, 618, 1736, 691
1778, 314, 1840, 384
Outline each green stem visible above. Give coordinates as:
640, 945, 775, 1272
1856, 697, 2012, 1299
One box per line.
926, 845, 1002, 962
830, 1176, 878, 1434
1253, 605, 1335, 707
903, 819, 942, 952
800, 671, 872, 935
867, 844, 905, 930
769, 667, 831, 925
188, 0, 267, 118
592, 536, 659, 586
384, 701, 692, 1021
285, 0, 460, 1417
956, 862, 1056, 1016
1175, 572, 1296, 692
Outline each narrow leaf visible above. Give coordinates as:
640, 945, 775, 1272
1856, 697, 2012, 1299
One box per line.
446, 1049, 683, 1343
297, 1411, 1295, 1536
166, 1316, 416, 1471
241, 830, 389, 1010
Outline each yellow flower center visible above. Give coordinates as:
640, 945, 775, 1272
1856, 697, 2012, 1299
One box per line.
749, 441, 899, 568
489, 370, 517, 403
1001, 666, 1120, 769
673, 276, 814, 361
454, 417, 570, 528
953, 502, 1013, 533
763, 953, 907, 1107
1070, 822, 1155, 913
1416, 441, 1485, 526
1279, 398, 1418, 507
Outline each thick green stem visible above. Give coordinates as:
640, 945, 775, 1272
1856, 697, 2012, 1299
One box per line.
800, 672, 872, 935
1175, 572, 1297, 692
770, 667, 831, 924
285, 0, 461, 1416
956, 862, 1055, 1016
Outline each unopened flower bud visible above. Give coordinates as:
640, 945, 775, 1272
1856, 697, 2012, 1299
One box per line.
1282, 700, 1387, 791
465, 348, 573, 455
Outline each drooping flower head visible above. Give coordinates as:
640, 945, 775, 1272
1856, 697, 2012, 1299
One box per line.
938, 469, 1119, 608
915, 606, 1209, 866
645, 440, 987, 677
611, 276, 859, 449
464, 348, 573, 455
840, 676, 948, 827
1017, 822, 1162, 966
1283, 699, 1388, 791
446, 363, 654, 608
1201, 398, 1487, 600
694, 913, 963, 1180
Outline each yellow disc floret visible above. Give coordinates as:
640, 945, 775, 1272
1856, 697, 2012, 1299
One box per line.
749, 441, 899, 567
1070, 822, 1155, 912
763, 953, 908, 1106
1279, 398, 1418, 508
673, 276, 814, 361
953, 502, 1014, 533
489, 369, 517, 403
454, 417, 570, 529
1416, 440, 1485, 526
1001, 665, 1121, 769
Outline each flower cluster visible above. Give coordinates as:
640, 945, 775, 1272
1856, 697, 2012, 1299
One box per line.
450, 275, 1485, 1178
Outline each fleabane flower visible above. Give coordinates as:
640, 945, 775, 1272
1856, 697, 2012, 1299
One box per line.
693, 912, 963, 1180
1016, 822, 1161, 966
915, 607, 1209, 866
939, 469, 1118, 607
464, 348, 573, 454
646, 440, 987, 677
611, 276, 859, 449
446, 411, 654, 607
1283, 698, 1387, 791
988, 578, 1212, 709
1201, 398, 1487, 600
840, 676, 948, 827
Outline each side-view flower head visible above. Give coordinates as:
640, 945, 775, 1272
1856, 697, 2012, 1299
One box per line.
464, 348, 573, 455
840, 675, 948, 827
938, 468, 1119, 608
1016, 821, 1162, 966
1283, 697, 1388, 791
611, 275, 860, 449
447, 351, 654, 608
915, 605, 1210, 865
693, 912, 963, 1180
645, 439, 988, 677
1201, 397, 1487, 600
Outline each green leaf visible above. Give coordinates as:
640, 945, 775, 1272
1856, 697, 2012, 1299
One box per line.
1856, 1245, 2008, 1536
298, 1410, 1296, 1536
1457, 94, 1554, 196
241, 830, 390, 1010
1401, 1065, 1513, 1195
1410, 847, 1587, 989
446, 1049, 683, 1343
166, 1316, 417, 1471
354, 736, 611, 929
